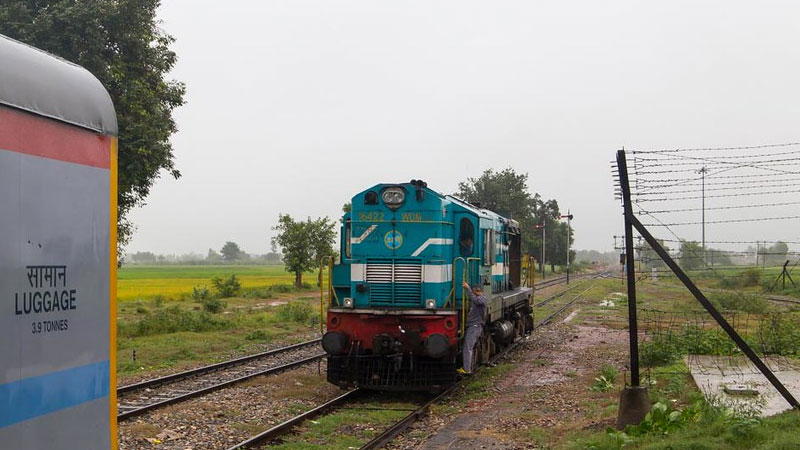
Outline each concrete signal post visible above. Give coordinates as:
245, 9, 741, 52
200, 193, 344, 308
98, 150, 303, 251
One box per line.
559, 212, 573, 284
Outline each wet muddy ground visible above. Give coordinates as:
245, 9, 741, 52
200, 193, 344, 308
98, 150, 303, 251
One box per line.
389, 320, 630, 449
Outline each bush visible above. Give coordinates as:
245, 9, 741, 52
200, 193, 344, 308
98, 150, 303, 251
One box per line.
623, 401, 703, 437
272, 283, 295, 293
242, 287, 275, 299
711, 292, 768, 314
756, 316, 800, 355
246, 330, 272, 341
191, 285, 212, 301
275, 302, 313, 323
740, 268, 762, 287
153, 294, 165, 307
600, 365, 618, 382
118, 306, 231, 338
640, 336, 681, 367
641, 326, 743, 368
201, 297, 227, 313
682, 326, 738, 355
717, 268, 763, 289
212, 275, 242, 298
589, 365, 618, 393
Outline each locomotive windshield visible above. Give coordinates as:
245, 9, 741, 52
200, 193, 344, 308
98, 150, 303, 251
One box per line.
458, 218, 474, 257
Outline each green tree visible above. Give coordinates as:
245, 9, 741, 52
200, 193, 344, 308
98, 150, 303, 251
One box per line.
456, 168, 569, 272
706, 248, 733, 267
764, 241, 789, 267
678, 241, 704, 270
206, 248, 222, 263
129, 251, 157, 264
271, 215, 336, 288
1, 0, 186, 250
531, 199, 564, 272
263, 252, 283, 264
640, 239, 669, 269
220, 241, 243, 262
548, 221, 575, 272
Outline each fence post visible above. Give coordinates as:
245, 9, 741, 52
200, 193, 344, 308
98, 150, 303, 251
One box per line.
615, 149, 651, 428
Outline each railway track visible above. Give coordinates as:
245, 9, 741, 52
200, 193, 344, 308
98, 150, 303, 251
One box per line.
225, 273, 608, 450
116, 338, 324, 421
534, 274, 605, 327
533, 271, 608, 308
533, 274, 569, 290
114, 271, 599, 425
764, 294, 800, 305
533, 270, 603, 293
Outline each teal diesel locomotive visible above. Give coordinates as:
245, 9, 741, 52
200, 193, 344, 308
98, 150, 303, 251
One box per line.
321, 180, 533, 391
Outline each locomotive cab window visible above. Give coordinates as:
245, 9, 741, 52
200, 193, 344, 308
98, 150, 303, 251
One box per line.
345, 220, 352, 258
483, 229, 495, 265
364, 191, 378, 205
458, 218, 474, 257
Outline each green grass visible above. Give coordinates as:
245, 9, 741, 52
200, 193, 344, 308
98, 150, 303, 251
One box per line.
116, 297, 320, 376
558, 275, 800, 450
115, 265, 324, 377
270, 402, 413, 449
572, 409, 800, 450
460, 362, 515, 401
117, 264, 315, 302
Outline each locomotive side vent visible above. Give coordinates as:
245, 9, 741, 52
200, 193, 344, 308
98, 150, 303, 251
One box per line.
366, 258, 422, 306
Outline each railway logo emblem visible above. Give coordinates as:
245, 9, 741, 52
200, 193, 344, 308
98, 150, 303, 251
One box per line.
384, 230, 404, 249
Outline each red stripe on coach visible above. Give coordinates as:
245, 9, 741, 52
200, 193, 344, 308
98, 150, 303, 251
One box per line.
0, 105, 111, 169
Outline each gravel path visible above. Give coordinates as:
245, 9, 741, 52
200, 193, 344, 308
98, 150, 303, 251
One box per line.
386, 323, 630, 449
118, 362, 342, 449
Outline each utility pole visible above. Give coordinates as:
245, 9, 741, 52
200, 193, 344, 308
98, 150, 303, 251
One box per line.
535, 224, 546, 279
698, 166, 707, 262
559, 212, 574, 284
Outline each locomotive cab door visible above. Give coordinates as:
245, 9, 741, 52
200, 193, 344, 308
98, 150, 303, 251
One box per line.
454, 215, 479, 293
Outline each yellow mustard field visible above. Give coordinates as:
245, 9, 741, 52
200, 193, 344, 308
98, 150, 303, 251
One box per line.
116, 265, 306, 301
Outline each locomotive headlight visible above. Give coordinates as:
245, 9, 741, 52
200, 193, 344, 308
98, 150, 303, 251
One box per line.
343, 297, 354, 308
381, 188, 405, 207
425, 299, 436, 309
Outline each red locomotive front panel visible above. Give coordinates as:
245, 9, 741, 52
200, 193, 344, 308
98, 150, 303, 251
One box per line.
322, 309, 460, 391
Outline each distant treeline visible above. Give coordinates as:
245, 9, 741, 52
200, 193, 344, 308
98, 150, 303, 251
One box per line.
124, 241, 282, 265
574, 249, 619, 266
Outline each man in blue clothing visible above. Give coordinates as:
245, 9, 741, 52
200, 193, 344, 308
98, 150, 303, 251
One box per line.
457, 281, 487, 375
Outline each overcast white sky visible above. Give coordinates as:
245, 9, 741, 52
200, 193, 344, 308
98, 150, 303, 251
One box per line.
126, 1, 800, 256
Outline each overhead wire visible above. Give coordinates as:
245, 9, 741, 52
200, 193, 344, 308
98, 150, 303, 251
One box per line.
630, 142, 800, 154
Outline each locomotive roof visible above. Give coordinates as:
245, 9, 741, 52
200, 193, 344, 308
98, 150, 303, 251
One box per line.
0, 34, 117, 135
354, 181, 519, 227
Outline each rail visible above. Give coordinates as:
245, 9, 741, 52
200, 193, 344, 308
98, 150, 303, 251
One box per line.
117, 339, 325, 421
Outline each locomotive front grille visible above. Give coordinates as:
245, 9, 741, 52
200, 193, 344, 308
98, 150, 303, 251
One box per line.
366, 258, 422, 305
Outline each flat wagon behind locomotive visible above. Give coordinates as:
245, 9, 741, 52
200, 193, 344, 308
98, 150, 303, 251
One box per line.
320, 180, 534, 391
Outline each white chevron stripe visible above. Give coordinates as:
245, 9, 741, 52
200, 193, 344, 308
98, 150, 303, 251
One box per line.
351, 225, 377, 244
411, 238, 454, 257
